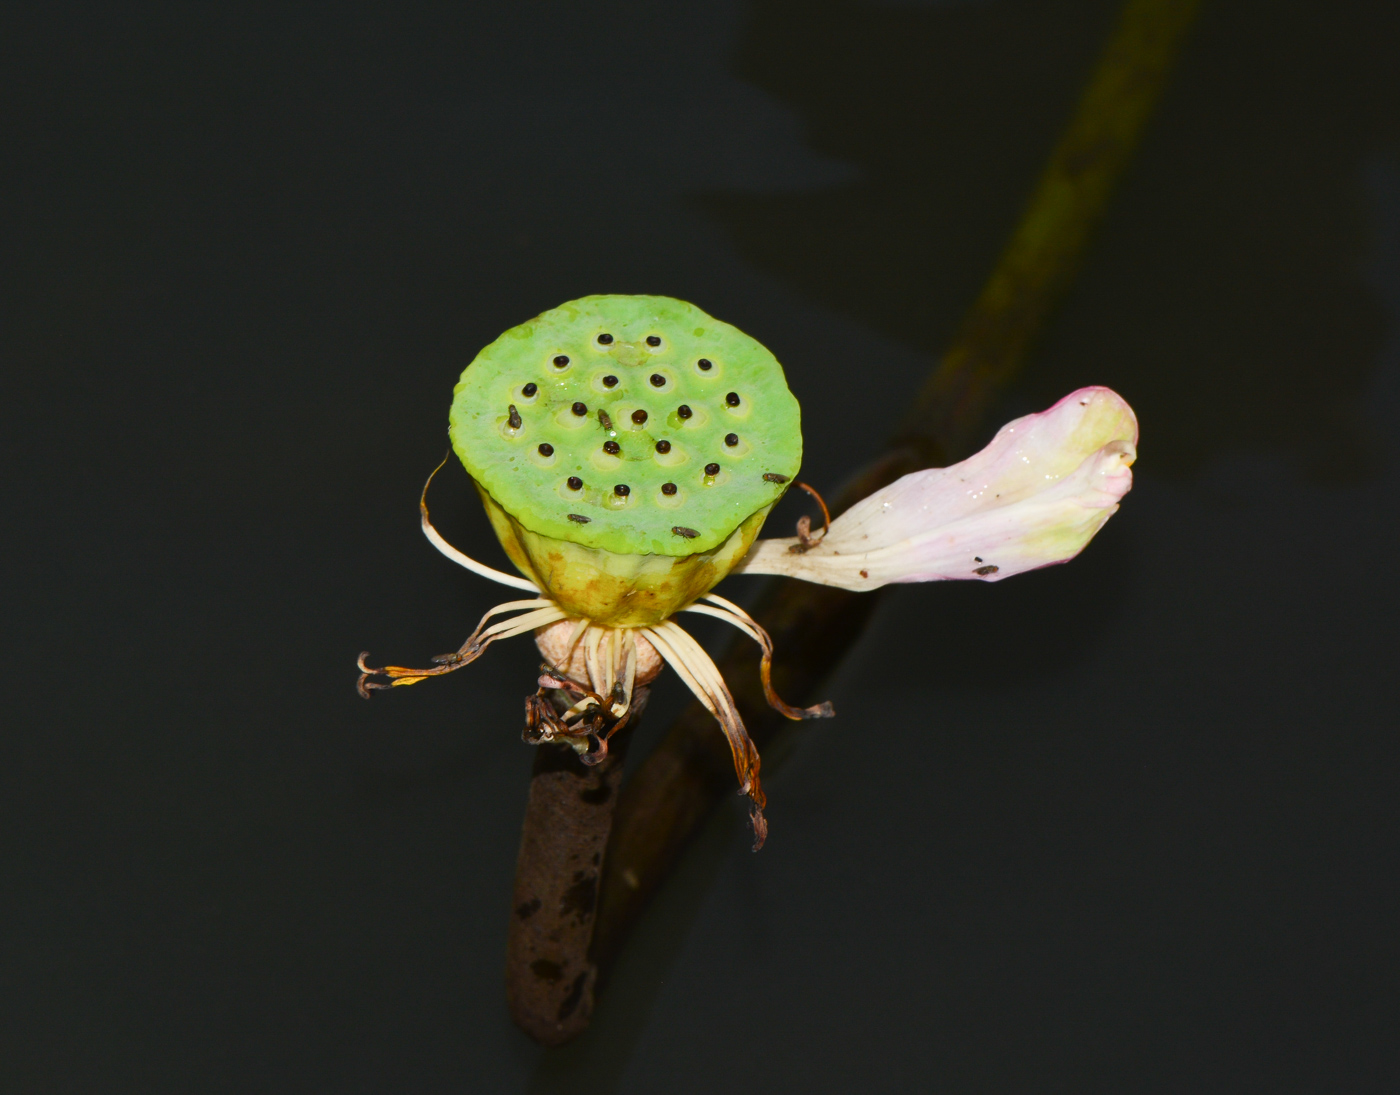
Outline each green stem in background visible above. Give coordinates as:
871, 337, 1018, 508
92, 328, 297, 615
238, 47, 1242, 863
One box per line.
516, 0, 1203, 1043
899, 0, 1204, 463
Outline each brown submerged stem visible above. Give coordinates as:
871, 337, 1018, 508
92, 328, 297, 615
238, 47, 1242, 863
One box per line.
509, 0, 1202, 1043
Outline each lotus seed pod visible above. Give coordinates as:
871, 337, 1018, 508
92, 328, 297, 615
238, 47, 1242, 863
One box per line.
450, 295, 802, 626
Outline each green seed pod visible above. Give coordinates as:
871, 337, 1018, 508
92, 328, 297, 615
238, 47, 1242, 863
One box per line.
450, 295, 802, 626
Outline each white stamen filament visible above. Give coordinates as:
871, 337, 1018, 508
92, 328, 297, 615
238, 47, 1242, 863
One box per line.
419, 462, 539, 593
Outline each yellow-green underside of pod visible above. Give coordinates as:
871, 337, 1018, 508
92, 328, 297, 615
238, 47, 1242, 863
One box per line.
474, 480, 772, 627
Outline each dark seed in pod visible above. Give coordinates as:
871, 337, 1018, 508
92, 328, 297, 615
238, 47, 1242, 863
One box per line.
655, 440, 671, 454
631, 409, 648, 425
705, 462, 720, 476
725, 433, 738, 446
725, 391, 740, 406
650, 374, 666, 387
538, 443, 553, 456
603, 440, 620, 455
572, 401, 587, 416
697, 358, 712, 371
553, 355, 569, 367
568, 513, 590, 523
603, 375, 618, 388
672, 526, 699, 539
661, 482, 677, 495
613, 484, 630, 497
507, 404, 522, 429
763, 472, 789, 484
522, 382, 538, 397
677, 404, 692, 419
598, 409, 613, 430
567, 476, 583, 490
646, 335, 662, 347
597, 333, 614, 345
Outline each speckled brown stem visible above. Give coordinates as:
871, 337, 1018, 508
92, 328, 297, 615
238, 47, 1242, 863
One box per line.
505, 689, 646, 1045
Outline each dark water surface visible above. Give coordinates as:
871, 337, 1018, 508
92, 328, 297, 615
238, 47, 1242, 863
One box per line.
5, 1, 1397, 1091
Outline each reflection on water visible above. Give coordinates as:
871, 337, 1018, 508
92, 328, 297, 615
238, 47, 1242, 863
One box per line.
702, 0, 1399, 478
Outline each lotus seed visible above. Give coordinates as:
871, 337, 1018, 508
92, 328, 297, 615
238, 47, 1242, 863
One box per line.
655, 440, 671, 454
661, 482, 677, 495
725, 433, 738, 446
538, 443, 553, 456
677, 404, 692, 419
522, 382, 538, 397
726, 392, 740, 407
603, 440, 620, 455
705, 462, 721, 476
650, 374, 665, 387
614, 484, 630, 497
603, 375, 618, 388
597, 333, 613, 345
567, 476, 583, 490
698, 358, 712, 371
507, 405, 522, 429
572, 401, 587, 416
632, 409, 648, 425
646, 335, 661, 347
553, 355, 569, 367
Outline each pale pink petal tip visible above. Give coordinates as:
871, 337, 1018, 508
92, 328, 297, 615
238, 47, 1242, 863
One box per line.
735, 386, 1137, 590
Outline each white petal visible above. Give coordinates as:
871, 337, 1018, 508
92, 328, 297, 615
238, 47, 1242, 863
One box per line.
734, 386, 1137, 590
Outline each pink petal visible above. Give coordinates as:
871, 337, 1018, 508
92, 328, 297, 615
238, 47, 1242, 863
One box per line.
734, 387, 1137, 590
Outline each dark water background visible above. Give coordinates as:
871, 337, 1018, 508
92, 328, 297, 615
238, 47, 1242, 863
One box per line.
4, 1, 1397, 1090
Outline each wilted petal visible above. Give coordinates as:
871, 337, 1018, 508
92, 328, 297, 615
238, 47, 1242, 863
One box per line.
734, 386, 1137, 591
